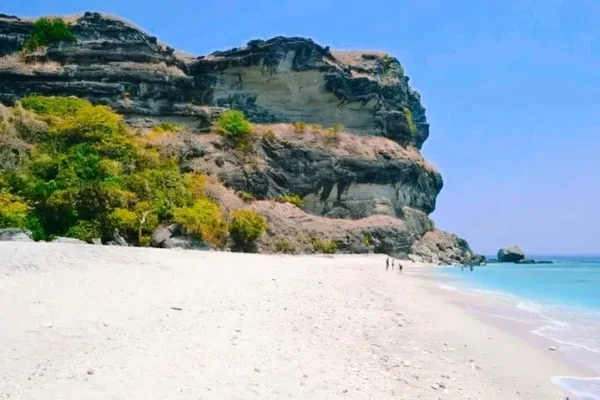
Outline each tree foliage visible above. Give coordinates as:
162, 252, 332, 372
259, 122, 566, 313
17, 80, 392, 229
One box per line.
23, 17, 76, 52
173, 199, 228, 248
215, 110, 253, 150
0, 96, 221, 245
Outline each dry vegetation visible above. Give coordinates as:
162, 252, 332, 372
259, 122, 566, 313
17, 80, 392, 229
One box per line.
249, 200, 404, 254
254, 123, 437, 173
0, 53, 63, 75
114, 62, 187, 77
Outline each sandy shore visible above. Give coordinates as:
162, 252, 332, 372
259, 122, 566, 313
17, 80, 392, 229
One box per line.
0, 242, 573, 399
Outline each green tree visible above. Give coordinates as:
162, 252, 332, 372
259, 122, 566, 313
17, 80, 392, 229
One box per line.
23, 17, 76, 52
215, 110, 253, 150
0, 193, 31, 229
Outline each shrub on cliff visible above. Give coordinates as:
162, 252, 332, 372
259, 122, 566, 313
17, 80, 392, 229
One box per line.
153, 121, 185, 133
381, 54, 393, 72
262, 129, 276, 141
402, 106, 417, 134
23, 17, 76, 52
239, 191, 256, 202
277, 194, 304, 208
229, 209, 267, 251
324, 124, 342, 145
215, 110, 253, 150
293, 121, 306, 134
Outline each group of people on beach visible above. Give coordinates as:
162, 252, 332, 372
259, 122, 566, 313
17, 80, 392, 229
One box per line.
385, 257, 403, 273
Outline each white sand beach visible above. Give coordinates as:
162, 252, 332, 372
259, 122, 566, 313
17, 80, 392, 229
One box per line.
0, 242, 574, 399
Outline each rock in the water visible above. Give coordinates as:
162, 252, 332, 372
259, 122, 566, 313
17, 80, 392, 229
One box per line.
151, 224, 209, 250
497, 246, 525, 263
51, 237, 87, 245
517, 258, 536, 265
0, 228, 33, 242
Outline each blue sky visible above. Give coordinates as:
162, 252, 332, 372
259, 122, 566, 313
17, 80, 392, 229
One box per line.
6, 0, 600, 255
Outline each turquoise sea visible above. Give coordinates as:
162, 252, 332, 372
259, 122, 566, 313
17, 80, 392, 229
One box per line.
435, 256, 600, 400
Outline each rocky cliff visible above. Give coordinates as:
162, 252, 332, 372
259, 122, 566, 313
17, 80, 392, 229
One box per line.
0, 12, 477, 263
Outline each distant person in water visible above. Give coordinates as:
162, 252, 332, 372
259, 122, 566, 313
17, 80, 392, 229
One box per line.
461, 266, 464, 271
470, 265, 474, 272
386, 258, 390, 271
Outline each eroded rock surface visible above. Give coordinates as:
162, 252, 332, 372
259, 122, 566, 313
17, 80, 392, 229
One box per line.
410, 230, 475, 265
0, 13, 426, 147
181, 129, 441, 219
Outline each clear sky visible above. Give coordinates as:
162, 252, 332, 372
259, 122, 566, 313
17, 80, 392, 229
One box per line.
6, 0, 600, 255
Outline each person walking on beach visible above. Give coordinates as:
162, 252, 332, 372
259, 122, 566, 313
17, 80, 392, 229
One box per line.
399, 262, 403, 273
386, 257, 390, 271
391, 259, 395, 271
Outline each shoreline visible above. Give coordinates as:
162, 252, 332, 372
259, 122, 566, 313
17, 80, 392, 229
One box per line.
0, 243, 576, 399
411, 263, 600, 399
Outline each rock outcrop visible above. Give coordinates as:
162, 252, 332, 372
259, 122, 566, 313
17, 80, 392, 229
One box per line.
151, 224, 209, 250
0, 13, 426, 147
181, 128, 441, 219
497, 246, 525, 263
250, 201, 433, 257
0, 12, 479, 263
0, 228, 33, 242
410, 230, 475, 265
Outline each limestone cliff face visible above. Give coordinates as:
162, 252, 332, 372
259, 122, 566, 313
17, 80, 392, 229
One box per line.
185, 128, 441, 220
0, 12, 478, 262
0, 12, 427, 147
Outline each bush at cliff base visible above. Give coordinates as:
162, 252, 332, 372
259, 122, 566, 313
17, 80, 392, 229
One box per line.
0, 96, 226, 246
173, 199, 228, 248
229, 209, 267, 249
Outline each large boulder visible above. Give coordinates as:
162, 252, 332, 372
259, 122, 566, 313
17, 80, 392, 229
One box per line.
151, 224, 209, 250
410, 229, 476, 265
0, 228, 33, 242
517, 259, 536, 265
497, 246, 525, 263
106, 229, 129, 246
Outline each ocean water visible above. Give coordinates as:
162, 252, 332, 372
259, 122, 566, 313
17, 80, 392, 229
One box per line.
435, 256, 600, 400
